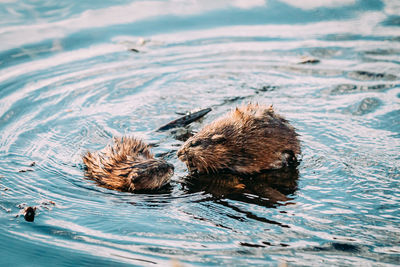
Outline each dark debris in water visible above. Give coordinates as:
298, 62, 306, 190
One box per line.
15, 200, 56, 221
42, 200, 56, 209
157, 108, 211, 131
240, 242, 265, 248
18, 169, 34, 173
18, 161, 37, 173
17, 203, 27, 209
298, 56, 320, 64
24, 206, 36, 222
251, 85, 280, 93
240, 241, 289, 248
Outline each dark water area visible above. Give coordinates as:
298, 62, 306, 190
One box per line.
0, 0, 399, 266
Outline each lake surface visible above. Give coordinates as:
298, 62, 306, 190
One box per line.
0, 0, 399, 266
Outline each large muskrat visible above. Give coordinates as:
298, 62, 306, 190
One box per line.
83, 137, 174, 192
177, 103, 300, 174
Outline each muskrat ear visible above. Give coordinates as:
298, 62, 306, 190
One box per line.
234, 107, 244, 119
211, 134, 226, 143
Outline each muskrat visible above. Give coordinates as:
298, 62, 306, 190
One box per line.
177, 103, 300, 174
83, 137, 174, 192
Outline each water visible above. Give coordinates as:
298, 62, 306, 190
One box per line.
1, 0, 399, 266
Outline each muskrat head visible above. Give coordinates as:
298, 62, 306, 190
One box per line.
177, 121, 236, 174
129, 159, 174, 191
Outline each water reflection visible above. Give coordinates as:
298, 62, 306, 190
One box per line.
183, 166, 299, 208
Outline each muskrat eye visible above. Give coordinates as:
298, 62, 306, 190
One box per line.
190, 140, 201, 147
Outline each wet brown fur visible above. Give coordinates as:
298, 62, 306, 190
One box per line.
177, 103, 301, 174
83, 137, 173, 191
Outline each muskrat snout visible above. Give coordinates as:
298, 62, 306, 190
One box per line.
129, 158, 174, 191
177, 148, 199, 174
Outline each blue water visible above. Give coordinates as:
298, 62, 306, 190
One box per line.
1, 0, 399, 266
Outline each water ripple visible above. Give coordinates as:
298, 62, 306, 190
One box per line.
1, 0, 400, 266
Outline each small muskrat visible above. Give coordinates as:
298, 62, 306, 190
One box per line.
177, 103, 300, 174
83, 137, 174, 192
